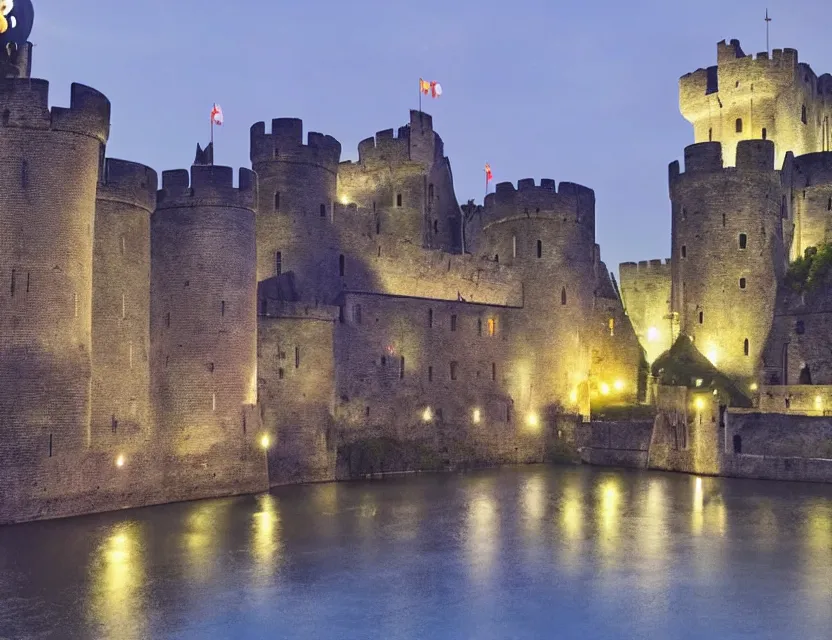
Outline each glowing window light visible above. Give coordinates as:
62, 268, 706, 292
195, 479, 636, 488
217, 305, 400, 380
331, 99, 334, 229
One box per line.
526, 413, 539, 428
472, 408, 482, 424
600, 383, 611, 396
613, 380, 624, 392
115, 454, 125, 468
487, 318, 496, 337
694, 397, 705, 411
646, 326, 659, 342
750, 382, 759, 392
260, 434, 271, 450
695, 378, 703, 388
422, 407, 433, 422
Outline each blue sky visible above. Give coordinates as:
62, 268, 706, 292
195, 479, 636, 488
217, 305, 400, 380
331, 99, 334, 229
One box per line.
32, 0, 831, 271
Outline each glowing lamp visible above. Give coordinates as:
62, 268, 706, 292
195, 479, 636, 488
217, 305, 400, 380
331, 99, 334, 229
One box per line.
646, 326, 659, 343
750, 383, 759, 392
613, 380, 624, 392
695, 378, 703, 388
422, 407, 433, 422
600, 383, 610, 396
260, 434, 271, 450
472, 408, 481, 424
569, 389, 578, 404
339, 195, 349, 205
526, 413, 539, 428
115, 454, 125, 468
694, 397, 705, 411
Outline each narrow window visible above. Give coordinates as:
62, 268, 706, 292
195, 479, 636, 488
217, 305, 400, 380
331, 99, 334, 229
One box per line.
699, 311, 704, 324
122, 294, 126, 319
450, 361, 458, 381
608, 318, 615, 336
354, 304, 362, 324
274, 192, 280, 211
738, 233, 747, 249
681, 245, 687, 258
537, 240, 542, 259
433, 220, 438, 234
212, 393, 217, 412
275, 251, 282, 276
722, 213, 726, 227
561, 287, 567, 305
682, 207, 687, 220
743, 338, 750, 356
708, 128, 713, 141
111, 415, 117, 434
429, 309, 434, 328
396, 193, 402, 207
320, 204, 326, 217
295, 346, 300, 368
796, 320, 806, 335
762, 127, 767, 140
451, 314, 457, 332
48, 434, 53, 458
10, 269, 15, 296
428, 366, 433, 382
802, 105, 807, 124
209, 362, 215, 373
735, 118, 743, 133
221, 300, 226, 316
278, 368, 284, 380
495, 254, 499, 264
739, 277, 747, 289
165, 312, 171, 328
488, 318, 496, 336
429, 184, 434, 199
381, 356, 387, 367
366, 406, 371, 418
492, 362, 497, 381
376, 220, 381, 235
339, 254, 345, 277
512, 235, 517, 258
828, 197, 831, 211
120, 236, 126, 256
399, 356, 405, 380
478, 319, 482, 336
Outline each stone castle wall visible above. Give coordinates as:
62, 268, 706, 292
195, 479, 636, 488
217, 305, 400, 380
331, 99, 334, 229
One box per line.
619, 259, 672, 364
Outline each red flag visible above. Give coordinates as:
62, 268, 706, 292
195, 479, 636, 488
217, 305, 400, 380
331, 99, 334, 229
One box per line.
211, 103, 223, 126
430, 81, 442, 98
485, 163, 493, 182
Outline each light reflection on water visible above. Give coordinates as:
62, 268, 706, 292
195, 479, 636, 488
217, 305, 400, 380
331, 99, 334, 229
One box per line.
0, 465, 831, 639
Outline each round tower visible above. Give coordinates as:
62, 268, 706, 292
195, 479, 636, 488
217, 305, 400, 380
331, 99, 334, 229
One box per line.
670, 140, 785, 381
250, 118, 341, 293
790, 152, 832, 258
0, 78, 110, 510
679, 39, 831, 168
92, 158, 157, 449
151, 165, 260, 471
479, 178, 597, 407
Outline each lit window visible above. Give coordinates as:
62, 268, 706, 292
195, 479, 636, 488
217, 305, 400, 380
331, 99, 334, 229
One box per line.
487, 318, 496, 336
608, 318, 614, 337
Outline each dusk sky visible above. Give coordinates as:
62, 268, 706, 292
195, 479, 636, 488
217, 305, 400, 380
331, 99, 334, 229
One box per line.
33, 0, 831, 273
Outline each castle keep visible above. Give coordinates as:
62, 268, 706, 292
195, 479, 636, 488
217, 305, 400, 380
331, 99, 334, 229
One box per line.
0, 39, 641, 523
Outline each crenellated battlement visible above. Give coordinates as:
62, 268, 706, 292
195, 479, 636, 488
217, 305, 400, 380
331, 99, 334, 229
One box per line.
0, 79, 110, 142
355, 110, 439, 167
156, 165, 257, 211
250, 118, 341, 171
619, 259, 672, 279
97, 158, 158, 212
482, 178, 595, 229
669, 140, 776, 182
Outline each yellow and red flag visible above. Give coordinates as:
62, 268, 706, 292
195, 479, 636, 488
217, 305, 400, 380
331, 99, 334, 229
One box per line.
419, 78, 431, 95
485, 163, 493, 182
420, 78, 442, 98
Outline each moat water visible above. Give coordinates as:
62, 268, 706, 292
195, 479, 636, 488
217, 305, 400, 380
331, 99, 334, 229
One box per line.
1, 466, 831, 640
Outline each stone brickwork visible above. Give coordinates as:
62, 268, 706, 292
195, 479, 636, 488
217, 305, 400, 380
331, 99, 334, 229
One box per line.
669, 140, 785, 382
680, 40, 832, 168
619, 259, 673, 364
150, 165, 265, 495
92, 159, 157, 451
726, 410, 832, 458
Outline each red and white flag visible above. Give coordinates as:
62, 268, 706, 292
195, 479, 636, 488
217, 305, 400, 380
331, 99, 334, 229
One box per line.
211, 103, 224, 126
420, 79, 442, 98
485, 163, 493, 183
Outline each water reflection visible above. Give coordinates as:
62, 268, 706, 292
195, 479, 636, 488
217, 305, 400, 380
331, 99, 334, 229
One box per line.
183, 499, 232, 583
250, 493, 282, 585
87, 521, 147, 640
465, 480, 498, 582
596, 476, 622, 564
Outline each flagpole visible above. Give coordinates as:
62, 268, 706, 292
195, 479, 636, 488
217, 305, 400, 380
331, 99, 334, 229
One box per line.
210, 116, 214, 166
765, 9, 772, 55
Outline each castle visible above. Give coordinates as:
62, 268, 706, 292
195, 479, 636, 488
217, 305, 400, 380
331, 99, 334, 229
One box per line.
0, 39, 641, 524
5, 32, 832, 524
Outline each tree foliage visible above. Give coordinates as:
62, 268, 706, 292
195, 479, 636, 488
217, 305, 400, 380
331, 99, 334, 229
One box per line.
785, 244, 832, 292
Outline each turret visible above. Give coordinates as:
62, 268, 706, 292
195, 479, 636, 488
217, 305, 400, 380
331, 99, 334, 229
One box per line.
0, 77, 110, 519
679, 39, 832, 167
92, 159, 157, 451
669, 140, 784, 381
250, 118, 341, 284
790, 152, 832, 256
150, 164, 264, 493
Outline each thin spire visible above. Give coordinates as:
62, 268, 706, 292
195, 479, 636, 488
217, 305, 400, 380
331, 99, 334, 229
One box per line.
765, 9, 772, 55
